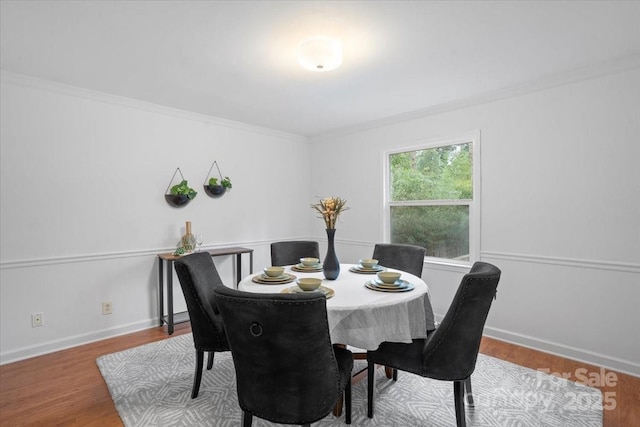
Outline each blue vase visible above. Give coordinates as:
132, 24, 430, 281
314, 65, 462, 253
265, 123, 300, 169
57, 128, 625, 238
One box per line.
323, 228, 340, 280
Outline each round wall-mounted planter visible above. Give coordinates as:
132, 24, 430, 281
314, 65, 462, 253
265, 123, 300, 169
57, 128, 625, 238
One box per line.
165, 194, 192, 207
204, 184, 227, 197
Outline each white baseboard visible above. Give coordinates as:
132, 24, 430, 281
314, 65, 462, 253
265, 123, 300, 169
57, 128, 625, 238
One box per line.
0, 319, 156, 365
483, 325, 640, 378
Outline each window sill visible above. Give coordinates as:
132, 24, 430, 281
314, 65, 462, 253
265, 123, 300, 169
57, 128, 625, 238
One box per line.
422, 257, 472, 273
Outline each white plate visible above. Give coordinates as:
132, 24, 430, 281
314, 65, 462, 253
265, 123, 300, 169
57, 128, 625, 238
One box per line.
365, 281, 414, 293
251, 273, 296, 284
373, 278, 410, 287
349, 266, 385, 274
295, 263, 322, 269
281, 285, 335, 299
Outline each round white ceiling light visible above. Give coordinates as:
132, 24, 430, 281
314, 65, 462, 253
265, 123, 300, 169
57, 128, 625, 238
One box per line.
298, 37, 342, 72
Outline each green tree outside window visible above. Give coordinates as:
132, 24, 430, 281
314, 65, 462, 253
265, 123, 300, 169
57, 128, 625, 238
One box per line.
389, 142, 473, 261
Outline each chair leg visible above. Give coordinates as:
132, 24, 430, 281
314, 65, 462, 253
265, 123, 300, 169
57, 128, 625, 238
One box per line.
345, 375, 352, 424
206, 351, 214, 370
464, 377, 474, 407
384, 366, 399, 381
191, 350, 204, 399
453, 380, 466, 427
367, 360, 375, 418
242, 411, 253, 427
384, 366, 393, 378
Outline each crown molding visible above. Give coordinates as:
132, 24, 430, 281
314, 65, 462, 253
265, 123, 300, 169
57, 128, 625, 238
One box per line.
0, 70, 308, 143
4, 51, 639, 144
311, 53, 640, 141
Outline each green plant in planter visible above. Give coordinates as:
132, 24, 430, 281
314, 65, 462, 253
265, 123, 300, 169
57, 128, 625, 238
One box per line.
209, 176, 232, 189
170, 180, 197, 199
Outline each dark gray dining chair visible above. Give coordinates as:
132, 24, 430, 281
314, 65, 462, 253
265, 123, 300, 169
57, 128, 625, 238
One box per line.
174, 252, 230, 398
214, 285, 353, 426
270, 240, 320, 266
372, 243, 426, 278
359, 243, 427, 379
367, 261, 501, 427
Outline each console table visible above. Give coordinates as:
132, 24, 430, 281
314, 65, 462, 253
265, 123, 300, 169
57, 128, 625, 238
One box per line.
157, 247, 254, 334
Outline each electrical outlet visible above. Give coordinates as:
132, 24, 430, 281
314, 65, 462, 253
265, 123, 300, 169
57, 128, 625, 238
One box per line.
32, 312, 43, 327
102, 302, 113, 315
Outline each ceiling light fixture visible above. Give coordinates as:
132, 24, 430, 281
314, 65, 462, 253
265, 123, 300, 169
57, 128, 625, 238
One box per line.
298, 37, 342, 72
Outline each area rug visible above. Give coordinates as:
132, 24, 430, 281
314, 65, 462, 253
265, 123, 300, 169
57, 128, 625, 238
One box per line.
97, 334, 602, 426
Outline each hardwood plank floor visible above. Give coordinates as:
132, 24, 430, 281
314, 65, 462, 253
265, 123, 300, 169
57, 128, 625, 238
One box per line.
1, 325, 638, 426
479, 337, 639, 427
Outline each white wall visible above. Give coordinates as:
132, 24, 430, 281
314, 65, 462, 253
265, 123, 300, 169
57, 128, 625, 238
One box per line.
0, 73, 313, 363
310, 68, 640, 376
2, 68, 639, 376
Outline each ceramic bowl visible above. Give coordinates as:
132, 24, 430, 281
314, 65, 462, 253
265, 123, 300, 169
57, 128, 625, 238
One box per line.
377, 271, 401, 284
297, 277, 322, 291
264, 266, 285, 277
359, 258, 379, 269
300, 257, 320, 267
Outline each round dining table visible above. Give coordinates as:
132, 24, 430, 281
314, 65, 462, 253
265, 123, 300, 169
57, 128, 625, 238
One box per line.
238, 263, 436, 350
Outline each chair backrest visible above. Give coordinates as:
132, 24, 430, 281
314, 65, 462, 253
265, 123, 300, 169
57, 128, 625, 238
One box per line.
372, 243, 426, 277
422, 261, 501, 380
270, 240, 320, 266
214, 285, 342, 425
174, 253, 228, 351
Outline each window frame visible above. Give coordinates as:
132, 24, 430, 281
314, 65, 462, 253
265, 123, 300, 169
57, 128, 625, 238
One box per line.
382, 132, 481, 268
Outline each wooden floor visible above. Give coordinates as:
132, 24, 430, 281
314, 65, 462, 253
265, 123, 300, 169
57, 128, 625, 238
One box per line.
1, 324, 638, 427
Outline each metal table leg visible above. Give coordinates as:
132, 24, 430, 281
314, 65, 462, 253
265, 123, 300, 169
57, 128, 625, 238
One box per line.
158, 258, 164, 327
166, 259, 174, 335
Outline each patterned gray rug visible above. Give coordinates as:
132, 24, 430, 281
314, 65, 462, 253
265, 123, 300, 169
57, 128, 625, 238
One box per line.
97, 334, 602, 426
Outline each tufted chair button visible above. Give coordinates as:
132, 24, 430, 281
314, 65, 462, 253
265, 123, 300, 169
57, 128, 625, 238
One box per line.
250, 322, 263, 337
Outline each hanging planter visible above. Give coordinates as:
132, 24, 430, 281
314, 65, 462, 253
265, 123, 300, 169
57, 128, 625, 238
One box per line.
203, 161, 232, 198
165, 167, 197, 208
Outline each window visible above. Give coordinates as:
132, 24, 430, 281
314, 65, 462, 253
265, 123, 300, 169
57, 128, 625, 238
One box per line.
384, 133, 480, 265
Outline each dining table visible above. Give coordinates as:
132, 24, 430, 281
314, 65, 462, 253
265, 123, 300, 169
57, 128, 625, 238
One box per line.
237, 263, 436, 351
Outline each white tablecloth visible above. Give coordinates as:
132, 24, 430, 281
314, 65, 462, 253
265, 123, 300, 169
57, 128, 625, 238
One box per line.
238, 264, 435, 350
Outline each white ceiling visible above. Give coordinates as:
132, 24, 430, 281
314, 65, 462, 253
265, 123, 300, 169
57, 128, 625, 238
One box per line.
2, 0, 640, 137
